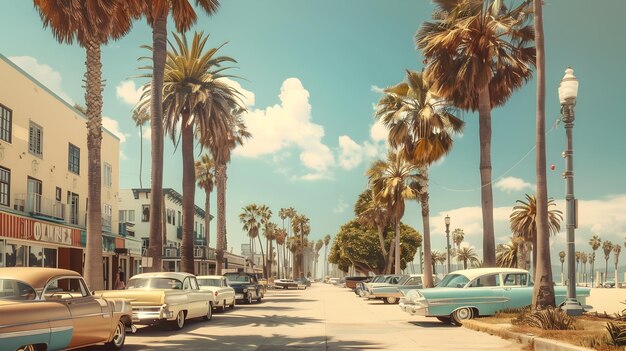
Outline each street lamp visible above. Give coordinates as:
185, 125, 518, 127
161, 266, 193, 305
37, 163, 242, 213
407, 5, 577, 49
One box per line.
445, 215, 451, 274
559, 67, 583, 316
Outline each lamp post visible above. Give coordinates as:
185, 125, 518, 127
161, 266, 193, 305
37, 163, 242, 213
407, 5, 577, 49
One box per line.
559, 67, 583, 316
445, 215, 451, 274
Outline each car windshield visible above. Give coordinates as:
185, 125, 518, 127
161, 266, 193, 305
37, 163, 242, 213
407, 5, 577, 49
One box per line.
371, 275, 384, 283
197, 278, 221, 287
126, 277, 183, 290
437, 274, 470, 288
225, 275, 250, 283
0, 279, 37, 300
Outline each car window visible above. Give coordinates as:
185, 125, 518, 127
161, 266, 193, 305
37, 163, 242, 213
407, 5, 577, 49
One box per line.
44, 277, 88, 299
190, 277, 199, 290
469, 274, 501, 288
183, 278, 191, 290
127, 277, 183, 290
198, 278, 221, 287
0, 279, 36, 300
503, 273, 528, 286
405, 277, 420, 285
437, 274, 470, 288
225, 275, 251, 283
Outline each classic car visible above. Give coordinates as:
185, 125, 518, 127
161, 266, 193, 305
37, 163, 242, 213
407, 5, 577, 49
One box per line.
399, 268, 592, 325
197, 275, 236, 311
355, 276, 382, 297
344, 276, 370, 289
362, 274, 403, 299
97, 272, 214, 330
274, 279, 299, 290
224, 272, 263, 304
0, 267, 134, 351
370, 274, 437, 304
295, 277, 311, 289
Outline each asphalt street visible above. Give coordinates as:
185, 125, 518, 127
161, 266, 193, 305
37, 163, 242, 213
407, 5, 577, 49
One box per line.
83, 283, 523, 351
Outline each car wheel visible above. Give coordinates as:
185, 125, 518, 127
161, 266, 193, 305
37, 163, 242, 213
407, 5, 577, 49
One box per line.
220, 300, 227, 312
16, 345, 36, 351
230, 298, 236, 309
385, 296, 398, 304
246, 293, 253, 304
203, 303, 213, 321
105, 320, 126, 350
171, 310, 186, 330
451, 307, 474, 326
436, 316, 452, 324
257, 295, 262, 303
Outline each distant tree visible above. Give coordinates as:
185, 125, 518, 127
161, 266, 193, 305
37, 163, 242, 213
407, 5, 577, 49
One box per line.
589, 234, 602, 287
452, 229, 464, 270
457, 247, 479, 270
603, 241, 614, 284
614, 244, 621, 288
496, 238, 521, 268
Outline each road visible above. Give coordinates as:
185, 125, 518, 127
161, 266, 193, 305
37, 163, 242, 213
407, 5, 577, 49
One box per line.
85, 283, 522, 351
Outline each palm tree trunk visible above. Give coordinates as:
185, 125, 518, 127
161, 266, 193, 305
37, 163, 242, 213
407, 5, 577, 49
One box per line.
205, 188, 211, 273
147, 14, 166, 273
215, 162, 227, 275
421, 187, 435, 288
478, 85, 496, 268
394, 221, 401, 274
139, 124, 143, 188
257, 235, 266, 277
517, 241, 527, 270
180, 114, 195, 274
84, 39, 104, 290
324, 245, 328, 279
385, 237, 395, 274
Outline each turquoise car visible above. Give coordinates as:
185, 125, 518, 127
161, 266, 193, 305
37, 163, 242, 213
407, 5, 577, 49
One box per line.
399, 268, 591, 325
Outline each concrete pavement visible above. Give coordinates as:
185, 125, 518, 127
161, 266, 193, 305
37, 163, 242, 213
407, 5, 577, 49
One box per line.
84, 283, 523, 351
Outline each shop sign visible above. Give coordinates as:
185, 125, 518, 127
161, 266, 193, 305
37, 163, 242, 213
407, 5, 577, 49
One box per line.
33, 222, 72, 245
0, 211, 81, 247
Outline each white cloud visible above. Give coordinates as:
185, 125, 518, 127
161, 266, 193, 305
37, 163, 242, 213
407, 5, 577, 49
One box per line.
370, 119, 388, 143
102, 116, 129, 143
371, 85, 384, 94
338, 136, 363, 170
142, 124, 151, 141
495, 176, 534, 193
333, 198, 349, 214
9, 56, 74, 105
119, 150, 128, 161
235, 78, 335, 177
116, 80, 142, 106
218, 78, 255, 107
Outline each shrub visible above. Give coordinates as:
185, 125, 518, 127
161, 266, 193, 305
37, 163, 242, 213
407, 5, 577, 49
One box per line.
606, 322, 626, 346
512, 307, 576, 330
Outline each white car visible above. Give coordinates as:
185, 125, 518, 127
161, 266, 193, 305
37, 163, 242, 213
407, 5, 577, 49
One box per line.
197, 275, 236, 312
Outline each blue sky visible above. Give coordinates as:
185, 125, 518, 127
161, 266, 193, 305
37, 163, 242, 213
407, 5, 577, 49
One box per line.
1, 1, 625, 271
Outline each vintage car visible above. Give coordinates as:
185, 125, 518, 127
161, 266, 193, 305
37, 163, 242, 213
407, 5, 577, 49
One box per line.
362, 274, 403, 299
399, 268, 592, 325
197, 275, 236, 311
274, 279, 299, 290
344, 276, 370, 289
370, 274, 437, 304
224, 272, 263, 304
295, 277, 311, 289
0, 267, 134, 351
97, 272, 214, 330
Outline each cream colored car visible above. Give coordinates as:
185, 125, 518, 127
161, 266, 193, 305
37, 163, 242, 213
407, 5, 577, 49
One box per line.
98, 272, 214, 330
197, 275, 236, 312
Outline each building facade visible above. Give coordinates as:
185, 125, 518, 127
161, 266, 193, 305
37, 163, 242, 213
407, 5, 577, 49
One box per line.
0, 53, 124, 289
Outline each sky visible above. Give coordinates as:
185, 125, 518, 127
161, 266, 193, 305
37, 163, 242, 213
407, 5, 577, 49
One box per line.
1, 0, 625, 275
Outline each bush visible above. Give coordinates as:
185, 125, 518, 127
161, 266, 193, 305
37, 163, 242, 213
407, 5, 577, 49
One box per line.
606, 322, 626, 346
512, 307, 576, 330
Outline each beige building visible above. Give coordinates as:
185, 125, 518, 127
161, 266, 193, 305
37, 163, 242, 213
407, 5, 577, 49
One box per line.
0, 53, 124, 289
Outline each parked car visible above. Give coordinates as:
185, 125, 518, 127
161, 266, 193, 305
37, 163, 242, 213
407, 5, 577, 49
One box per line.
0, 267, 134, 351
328, 278, 340, 285
345, 276, 370, 289
274, 279, 299, 290
295, 277, 311, 289
362, 275, 403, 299
355, 276, 384, 297
399, 268, 592, 325
197, 275, 236, 312
603, 280, 615, 288
97, 272, 214, 330
370, 274, 437, 304
224, 272, 263, 304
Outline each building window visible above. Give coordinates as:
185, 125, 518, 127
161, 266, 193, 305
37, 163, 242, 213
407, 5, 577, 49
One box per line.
128, 210, 135, 222
0, 239, 4, 267
55, 187, 61, 202
68, 143, 80, 174
0, 167, 9, 207
0, 104, 11, 143
142, 205, 150, 222
119, 210, 126, 222
177, 211, 181, 227
29, 122, 43, 157
103, 162, 112, 187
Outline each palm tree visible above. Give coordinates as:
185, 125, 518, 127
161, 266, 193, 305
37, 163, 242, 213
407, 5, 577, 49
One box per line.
34, 0, 141, 289
140, 0, 220, 273
452, 229, 464, 270
139, 32, 241, 274
132, 108, 150, 188
367, 152, 417, 274
581, 253, 588, 286
375, 70, 464, 285
314, 239, 324, 280
264, 222, 277, 278
509, 194, 562, 272
575, 251, 582, 285
195, 154, 215, 270
274, 228, 287, 278
240, 204, 264, 273
457, 247, 479, 270
324, 234, 331, 278
614, 244, 621, 288
431, 250, 445, 274
588, 252, 596, 286
416, 0, 535, 268
589, 234, 602, 287
559, 251, 566, 285
603, 241, 614, 285
355, 189, 391, 273
291, 214, 310, 277
496, 238, 520, 268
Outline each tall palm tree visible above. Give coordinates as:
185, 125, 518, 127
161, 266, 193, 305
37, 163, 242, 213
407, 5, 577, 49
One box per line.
457, 247, 478, 270
314, 239, 324, 280
278, 208, 289, 277
132, 108, 150, 188
375, 70, 464, 285
240, 204, 263, 272
275, 228, 287, 278
368, 152, 417, 274
509, 194, 562, 272
603, 241, 614, 285
140, 0, 220, 273
496, 238, 520, 268
285, 207, 297, 277
614, 244, 621, 288
34, 0, 141, 290
588, 252, 596, 286
264, 221, 277, 278
324, 234, 331, 278
355, 188, 391, 273
589, 234, 602, 287
291, 214, 310, 277
581, 253, 588, 286
559, 251, 566, 285
574, 251, 582, 284
195, 153, 215, 269
452, 228, 464, 270
416, 0, 535, 268
139, 32, 240, 274
431, 250, 445, 274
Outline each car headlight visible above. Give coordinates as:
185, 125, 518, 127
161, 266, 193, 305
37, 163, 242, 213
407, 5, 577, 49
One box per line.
243, 288, 248, 293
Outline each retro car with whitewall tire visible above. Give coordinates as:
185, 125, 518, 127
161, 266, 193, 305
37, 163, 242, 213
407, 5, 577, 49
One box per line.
370, 274, 437, 304
0, 267, 134, 351
97, 272, 214, 330
197, 275, 236, 311
399, 268, 592, 325
362, 274, 403, 299
224, 272, 263, 304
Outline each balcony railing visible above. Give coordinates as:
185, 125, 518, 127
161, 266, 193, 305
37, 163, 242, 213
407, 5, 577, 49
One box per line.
14, 193, 65, 221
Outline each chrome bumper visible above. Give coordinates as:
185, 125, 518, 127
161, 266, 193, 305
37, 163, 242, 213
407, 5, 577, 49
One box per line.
399, 301, 428, 316
132, 305, 174, 323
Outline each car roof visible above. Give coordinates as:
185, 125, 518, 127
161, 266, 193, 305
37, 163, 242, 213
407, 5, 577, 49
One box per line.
0, 267, 81, 289
197, 275, 225, 279
449, 268, 529, 280
130, 272, 195, 280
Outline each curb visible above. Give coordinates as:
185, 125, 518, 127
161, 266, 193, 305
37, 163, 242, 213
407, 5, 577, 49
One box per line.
463, 320, 594, 351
